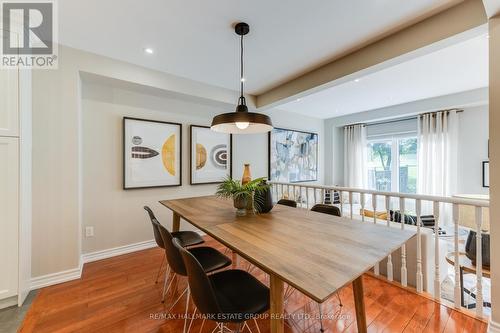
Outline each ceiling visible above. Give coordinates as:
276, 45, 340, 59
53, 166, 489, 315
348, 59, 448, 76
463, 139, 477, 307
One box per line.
59, 0, 461, 95
279, 34, 489, 119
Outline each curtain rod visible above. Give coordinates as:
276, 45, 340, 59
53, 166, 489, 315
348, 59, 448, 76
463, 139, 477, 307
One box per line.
345, 109, 464, 128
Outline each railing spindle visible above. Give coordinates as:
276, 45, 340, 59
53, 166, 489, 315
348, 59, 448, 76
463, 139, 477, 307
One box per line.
453, 203, 461, 308
339, 190, 343, 216
321, 189, 325, 204
373, 194, 379, 275
313, 188, 317, 205
349, 191, 354, 219
475, 206, 483, 316
416, 199, 423, 293
306, 187, 310, 209
386, 196, 393, 281
400, 197, 407, 287
433, 201, 441, 300
360, 193, 365, 222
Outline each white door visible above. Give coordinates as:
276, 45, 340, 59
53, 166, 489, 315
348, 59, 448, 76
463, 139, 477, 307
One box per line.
18, 69, 32, 306
0, 137, 19, 301
0, 30, 19, 137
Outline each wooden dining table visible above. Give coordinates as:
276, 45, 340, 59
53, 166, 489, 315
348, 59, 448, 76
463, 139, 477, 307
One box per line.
160, 196, 416, 333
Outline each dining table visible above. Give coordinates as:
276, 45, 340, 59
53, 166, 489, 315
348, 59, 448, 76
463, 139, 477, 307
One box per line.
160, 196, 416, 333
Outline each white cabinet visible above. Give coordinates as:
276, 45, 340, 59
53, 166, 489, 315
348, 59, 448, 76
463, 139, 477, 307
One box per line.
0, 31, 19, 137
0, 137, 19, 301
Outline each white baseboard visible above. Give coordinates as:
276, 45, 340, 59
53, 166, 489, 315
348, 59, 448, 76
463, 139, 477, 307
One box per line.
0, 296, 18, 310
489, 319, 500, 333
30, 261, 83, 290
81, 239, 156, 264
29, 231, 206, 291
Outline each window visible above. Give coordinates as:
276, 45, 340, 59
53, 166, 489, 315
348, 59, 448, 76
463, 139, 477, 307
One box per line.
367, 137, 417, 194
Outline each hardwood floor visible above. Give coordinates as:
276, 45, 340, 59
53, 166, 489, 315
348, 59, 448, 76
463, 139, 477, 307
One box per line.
20, 238, 487, 333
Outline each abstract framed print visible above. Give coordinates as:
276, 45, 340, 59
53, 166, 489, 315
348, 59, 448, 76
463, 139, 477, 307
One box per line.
268, 127, 318, 183
123, 117, 182, 189
190, 125, 232, 185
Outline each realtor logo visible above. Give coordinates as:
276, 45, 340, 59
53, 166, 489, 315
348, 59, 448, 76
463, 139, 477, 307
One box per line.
1, 0, 58, 68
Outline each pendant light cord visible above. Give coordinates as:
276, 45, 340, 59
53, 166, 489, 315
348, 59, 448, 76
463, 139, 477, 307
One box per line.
240, 34, 245, 105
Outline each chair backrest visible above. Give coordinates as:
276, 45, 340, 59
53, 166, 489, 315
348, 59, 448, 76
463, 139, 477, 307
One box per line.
277, 199, 297, 208
311, 204, 341, 217
156, 223, 187, 276
143, 206, 165, 249
172, 238, 221, 316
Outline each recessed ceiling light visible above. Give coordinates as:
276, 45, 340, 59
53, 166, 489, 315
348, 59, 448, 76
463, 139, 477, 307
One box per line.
296, 98, 302, 102
354, 79, 360, 83
144, 48, 154, 54
486, 34, 490, 39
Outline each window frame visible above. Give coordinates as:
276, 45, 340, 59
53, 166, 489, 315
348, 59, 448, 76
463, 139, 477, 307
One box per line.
367, 134, 417, 193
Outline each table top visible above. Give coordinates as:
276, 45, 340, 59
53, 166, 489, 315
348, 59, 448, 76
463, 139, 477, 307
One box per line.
446, 252, 491, 277
160, 196, 416, 303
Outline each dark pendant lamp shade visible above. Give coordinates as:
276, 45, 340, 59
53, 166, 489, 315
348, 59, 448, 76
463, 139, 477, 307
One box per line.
210, 22, 273, 134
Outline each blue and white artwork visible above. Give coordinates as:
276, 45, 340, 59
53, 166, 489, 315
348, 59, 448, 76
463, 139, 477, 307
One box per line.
269, 128, 318, 182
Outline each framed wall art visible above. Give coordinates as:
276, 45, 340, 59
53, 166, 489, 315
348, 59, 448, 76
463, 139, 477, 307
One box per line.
190, 125, 232, 185
123, 117, 182, 189
268, 127, 318, 183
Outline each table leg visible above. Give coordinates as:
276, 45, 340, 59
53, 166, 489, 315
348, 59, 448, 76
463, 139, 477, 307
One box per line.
269, 274, 284, 333
172, 212, 180, 232
231, 251, 239, 269
353, 276, 367, 333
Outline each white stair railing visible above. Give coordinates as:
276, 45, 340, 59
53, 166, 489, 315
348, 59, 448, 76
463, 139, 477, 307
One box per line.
269, 181, 489, 317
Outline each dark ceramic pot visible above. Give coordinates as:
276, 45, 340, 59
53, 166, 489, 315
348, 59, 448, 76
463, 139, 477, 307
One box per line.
465, 231, 490, 268
254, 181, 274, 213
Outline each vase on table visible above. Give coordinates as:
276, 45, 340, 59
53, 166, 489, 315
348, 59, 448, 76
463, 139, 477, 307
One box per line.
254, 180, 274, 213
241, 164, 254, 212
242, 163, 252, 185
233, 196, 249, 217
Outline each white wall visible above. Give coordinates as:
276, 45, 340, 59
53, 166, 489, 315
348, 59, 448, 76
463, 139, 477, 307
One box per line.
324, 91, 489, 196
457, 105, 489, 195
81, 81, 324, 254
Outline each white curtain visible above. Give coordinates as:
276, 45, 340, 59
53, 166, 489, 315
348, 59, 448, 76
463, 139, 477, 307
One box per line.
344, 124, 367, 188
417, 110, 459, 223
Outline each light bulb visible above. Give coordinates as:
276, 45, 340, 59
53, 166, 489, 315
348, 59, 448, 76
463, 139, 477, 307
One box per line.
235, 122, 250, 129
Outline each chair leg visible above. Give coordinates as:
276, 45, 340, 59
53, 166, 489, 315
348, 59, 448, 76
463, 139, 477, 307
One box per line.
318, 302, 325, 333
198, 318, 206, 333
161, 268, 173, 303
183, 287, 191, 333
252, 318, 261, 333
155, 253, 166, 284
187, 302, 197, 333
336, 291, 343, 307
166, 286, 188, 313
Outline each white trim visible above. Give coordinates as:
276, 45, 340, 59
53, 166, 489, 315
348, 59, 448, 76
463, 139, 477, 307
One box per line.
29, 230, 206, 291
81, 239, 157, 264
489, 319, 500, 333
0, 296, 18, 310
30, 260, 83, 290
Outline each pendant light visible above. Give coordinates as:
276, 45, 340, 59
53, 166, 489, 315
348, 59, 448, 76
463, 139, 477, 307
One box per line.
211, 22, 273, 134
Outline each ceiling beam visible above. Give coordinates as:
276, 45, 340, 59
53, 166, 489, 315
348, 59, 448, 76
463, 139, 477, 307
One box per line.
482, 0, 500, 17
256, 0, 487, 109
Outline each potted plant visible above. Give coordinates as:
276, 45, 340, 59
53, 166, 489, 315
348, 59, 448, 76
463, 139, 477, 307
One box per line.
216, 177, 271, 216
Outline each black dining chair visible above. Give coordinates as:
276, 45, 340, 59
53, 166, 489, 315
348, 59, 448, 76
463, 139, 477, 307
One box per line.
310, 203, 341, 217
144, 206, 204, 284
173, 238, 269, 333
156, 224, 232, 333
277, 198, 298, 208
310, 203, 343, 332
